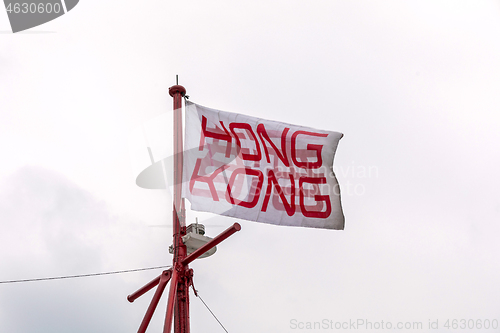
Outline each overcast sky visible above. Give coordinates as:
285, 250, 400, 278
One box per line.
1, 1, 500, 332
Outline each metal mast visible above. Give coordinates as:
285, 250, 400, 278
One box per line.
168, 84, 189, 333
127, 81, 241, 333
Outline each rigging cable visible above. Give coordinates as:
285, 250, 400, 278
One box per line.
0, 265, 171, 284
195, 291, 229, 333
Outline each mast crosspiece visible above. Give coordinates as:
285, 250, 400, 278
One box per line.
128, 83, 241, 333
128, 223, 241, 333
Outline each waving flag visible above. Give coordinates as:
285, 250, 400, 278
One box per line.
182, 101, 344, 230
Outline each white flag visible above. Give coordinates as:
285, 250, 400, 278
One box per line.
182, 101, 344, 230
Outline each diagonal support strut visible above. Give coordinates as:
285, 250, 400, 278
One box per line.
128, 269, 173, 333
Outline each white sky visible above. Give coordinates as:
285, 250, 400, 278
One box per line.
1, 1, 500, 332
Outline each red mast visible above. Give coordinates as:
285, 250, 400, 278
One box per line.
168, 84, 189, 333
127, 81, 241, 333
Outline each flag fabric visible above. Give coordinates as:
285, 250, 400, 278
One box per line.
182, 101, 344, 230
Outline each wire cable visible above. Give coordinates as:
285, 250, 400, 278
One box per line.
0, 265, 171, 284
196, 291, 229, 333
